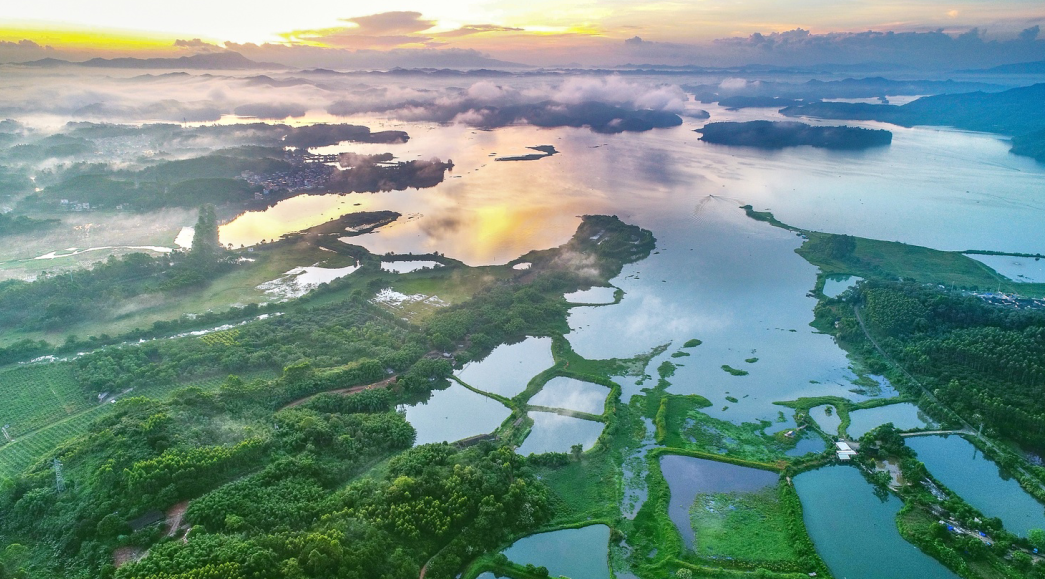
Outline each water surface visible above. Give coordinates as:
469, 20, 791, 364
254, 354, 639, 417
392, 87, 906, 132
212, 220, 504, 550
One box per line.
823, 275, 862, 297
455, 337, 554, 398
502, 525, 610, 579
516, 412, 604, 455
967, 254, 1045, 283
907, 435, 1045, 536
528, 377, 609, 415
809, 405, 842, 436
795, 466, 959, 579
847, 403, 935, 438
403, 383, 511, 445
659, 454, 778, 548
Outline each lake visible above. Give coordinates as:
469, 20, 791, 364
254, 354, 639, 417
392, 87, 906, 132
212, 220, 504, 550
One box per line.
823, 275, 862, 297
907, 435, 1045, 536
795, 466, 959, 579
809, 405, 842, 436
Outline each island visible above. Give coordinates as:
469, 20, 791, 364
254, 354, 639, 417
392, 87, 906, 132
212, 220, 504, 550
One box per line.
696, 120, 893, 150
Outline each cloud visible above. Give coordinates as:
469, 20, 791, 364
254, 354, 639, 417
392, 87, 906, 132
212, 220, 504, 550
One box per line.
435, 24, 524, 38
173, 38, 225, 53
0, 39, 58, 63
282, 11, 437, 49
693, 26, 1045, 67
344, 11, 436, 35
328, 76, 689, 133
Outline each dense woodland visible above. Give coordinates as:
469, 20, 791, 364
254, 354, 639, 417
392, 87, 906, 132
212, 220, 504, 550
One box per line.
829, 281, 1045, 449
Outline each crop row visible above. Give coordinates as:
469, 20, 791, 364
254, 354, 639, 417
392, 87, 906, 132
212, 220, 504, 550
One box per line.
0, 404, 114, 478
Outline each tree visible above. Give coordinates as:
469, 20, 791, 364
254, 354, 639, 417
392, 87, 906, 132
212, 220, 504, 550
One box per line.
570, 444, 583, 461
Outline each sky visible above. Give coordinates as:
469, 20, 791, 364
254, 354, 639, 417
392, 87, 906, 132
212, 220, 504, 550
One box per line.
1, 1, 1044, 68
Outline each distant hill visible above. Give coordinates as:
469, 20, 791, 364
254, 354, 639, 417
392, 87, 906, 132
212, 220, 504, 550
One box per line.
19, 51, 284, 70
959, 61, 1045, 75
780, 83, 1045, 136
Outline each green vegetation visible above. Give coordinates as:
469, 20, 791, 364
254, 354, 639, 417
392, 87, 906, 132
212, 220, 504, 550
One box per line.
743, 205, 1045, 297
744, 357, 758, 364
0, 364, 89, 438
836, 281, 1045, 449
0, 206, 234, 332
658, 396, 794, 464
687, 486, 799, 564
1011, 129, 1045, 164
720, 365, 749, 376
682, 339, 703, 348
0, 213, 59, 236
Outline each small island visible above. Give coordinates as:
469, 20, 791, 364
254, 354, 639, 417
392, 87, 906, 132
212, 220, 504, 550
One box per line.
696, 120, 892, 150
495, 145, 559, 162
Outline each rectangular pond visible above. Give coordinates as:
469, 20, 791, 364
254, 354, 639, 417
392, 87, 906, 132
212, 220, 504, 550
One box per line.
502, 524, 610, 579
455, 336, 555, 398
847, 402, 935, 439
794, 465, 959, 579
527, 376, 609, 415
906, 435, 1045, 537
402, 382, 511, 445
516, 412, 605, 456
659, 454, 779, 549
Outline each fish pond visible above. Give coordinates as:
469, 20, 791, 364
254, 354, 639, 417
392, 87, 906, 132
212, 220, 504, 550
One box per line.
658, 454, 778, 549
402, 382, 511, 445
455, 337, 554, 398
516, 412, 605, 456
907, 435, 1045, 536
501, 524, 610, 579
527, 377, 609, 415
795, 465, 959, 579
847, 402, 936, 438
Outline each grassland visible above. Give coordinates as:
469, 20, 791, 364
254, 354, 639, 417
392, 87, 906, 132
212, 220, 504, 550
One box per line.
743, 205, 1045, 297
688, 487, 799, 564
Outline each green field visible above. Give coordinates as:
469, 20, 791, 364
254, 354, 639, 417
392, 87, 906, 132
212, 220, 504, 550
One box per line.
0, 364, 89, 438
0, 365, 276, 478
689, 486, 799, 564
0, 404, 114, 477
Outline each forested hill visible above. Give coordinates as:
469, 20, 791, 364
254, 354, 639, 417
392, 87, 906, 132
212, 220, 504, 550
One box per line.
781, 83, 1045, 136
780, 83, 1045, 162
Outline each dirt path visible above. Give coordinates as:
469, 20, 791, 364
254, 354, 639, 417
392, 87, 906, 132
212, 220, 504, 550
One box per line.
165, 501, 190, 538
280, 375, 397, 410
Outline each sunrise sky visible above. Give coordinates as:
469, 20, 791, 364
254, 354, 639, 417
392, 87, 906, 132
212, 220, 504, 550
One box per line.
2, 1, 1044, 67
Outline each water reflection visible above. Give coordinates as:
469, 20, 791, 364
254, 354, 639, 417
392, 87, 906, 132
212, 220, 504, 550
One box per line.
516, 412, 604, 455
528, 377, 609, 415
455, 337, 554, 398
907, 435, 1045, 536
502, 525, 610, 579
659, 454, 778, 549
402, 382, 511, 445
